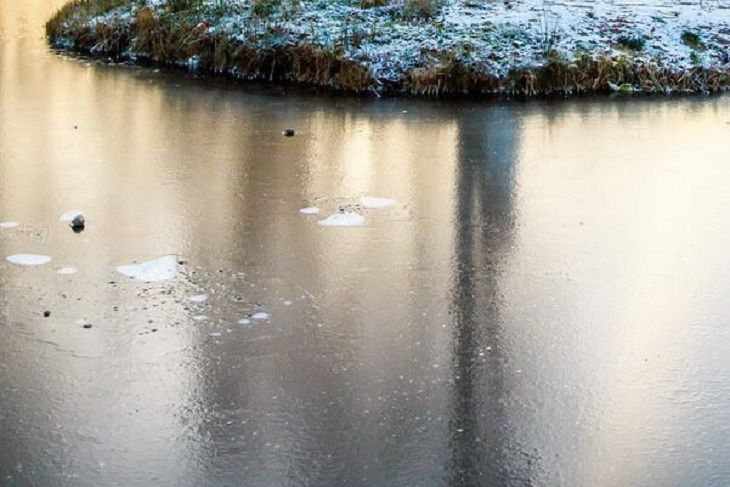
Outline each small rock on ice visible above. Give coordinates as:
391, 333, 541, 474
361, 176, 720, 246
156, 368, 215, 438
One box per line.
116, 255, 179, 282
299, 207, 320, 215
360, 196, 397, 209
0, 221, 18, 228
318, 212, 365, 227
70, 214, 85, 231
6, 254, 52, 266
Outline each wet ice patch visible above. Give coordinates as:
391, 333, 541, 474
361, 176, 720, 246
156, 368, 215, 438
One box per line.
360, 196, 397, 209
6, 254, 52, 266
318, 212, 365, 227
59, 210, 83, 222
188, 294, 208, 303
299, 207, 320, 215
56, 267, 78, 275
0, 221, 18, 228
116, 255, 179, 282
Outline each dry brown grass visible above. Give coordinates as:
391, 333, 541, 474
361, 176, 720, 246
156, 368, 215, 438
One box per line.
402, 0, 440, 19
46, 1, 729, 97
360, 0, 389, 9
46, 0, 128, 39
407, 53, 728, 97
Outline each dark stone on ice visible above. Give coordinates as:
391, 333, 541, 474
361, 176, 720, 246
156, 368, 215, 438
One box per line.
43, 310, 51, 318
83, 323, 92, 329
70, 214, 85, 232
283, 128, 296, 137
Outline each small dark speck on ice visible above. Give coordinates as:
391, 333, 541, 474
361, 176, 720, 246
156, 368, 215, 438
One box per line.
82, 323, 92, 329
70, 214, 85, 232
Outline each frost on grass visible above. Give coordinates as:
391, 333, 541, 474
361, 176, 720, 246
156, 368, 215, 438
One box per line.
360, 197, 398, 209
0, 221, 18, 228
116, 255, 179, 282
46, 0, 730, 95
6, 254, 52, 266
318, 212, 365, 227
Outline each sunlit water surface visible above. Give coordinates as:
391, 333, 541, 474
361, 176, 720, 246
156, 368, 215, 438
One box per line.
2, 1, 730, 485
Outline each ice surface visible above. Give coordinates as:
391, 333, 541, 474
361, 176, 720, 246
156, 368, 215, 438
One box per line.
116, 255, 179, 282
360, 197, 397, 209
6, 254, 52, 266
318, 212, 365, 227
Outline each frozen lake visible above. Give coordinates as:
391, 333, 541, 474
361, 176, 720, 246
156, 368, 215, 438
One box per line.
2, 1, 730, 486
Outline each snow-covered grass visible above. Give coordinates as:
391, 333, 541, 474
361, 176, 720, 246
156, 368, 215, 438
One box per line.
46, 0, 730, 96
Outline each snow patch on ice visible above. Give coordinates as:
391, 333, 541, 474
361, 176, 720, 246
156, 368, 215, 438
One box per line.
6, 254, 52, 266
360, 196, 397, 209
299, 207, 320, 214
116, 255, 179, 282
193, 315, 209, 321
251, 312, 269, 320
238, 318, 252, 325
188, 294, 208, 303
60, 210, 83, 222
0, 221, 18, 228
318, 212, 365, 227
57, 267, 78, 275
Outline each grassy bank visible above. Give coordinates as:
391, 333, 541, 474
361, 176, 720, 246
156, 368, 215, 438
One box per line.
46, 0, 730, 97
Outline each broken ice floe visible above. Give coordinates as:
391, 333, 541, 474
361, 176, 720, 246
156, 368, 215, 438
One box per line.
360, 197, 397, 209
318, 212, 365, 227
6, 254, 52, 266
116, 255, 179, 282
